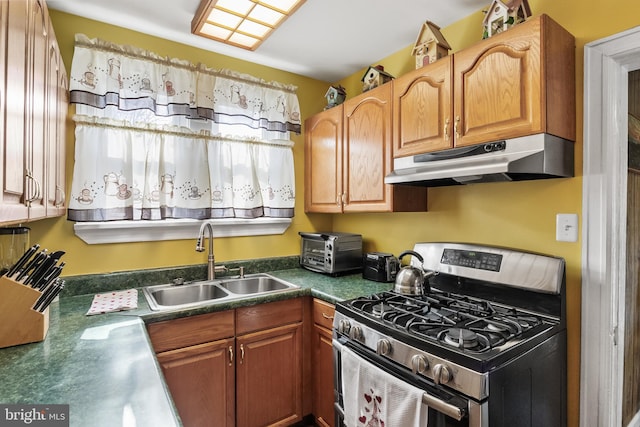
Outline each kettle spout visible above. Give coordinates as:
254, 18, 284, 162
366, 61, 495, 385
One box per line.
422, 270, 438, 293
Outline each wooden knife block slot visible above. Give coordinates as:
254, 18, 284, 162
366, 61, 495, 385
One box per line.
0, 275, 49, 349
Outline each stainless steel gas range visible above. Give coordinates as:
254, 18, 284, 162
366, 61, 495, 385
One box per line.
333, 243, 567, 427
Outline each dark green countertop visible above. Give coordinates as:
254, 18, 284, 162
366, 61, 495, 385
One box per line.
0, 268, 392, 427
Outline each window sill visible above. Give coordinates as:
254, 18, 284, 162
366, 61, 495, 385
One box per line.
73, 218, 292, 244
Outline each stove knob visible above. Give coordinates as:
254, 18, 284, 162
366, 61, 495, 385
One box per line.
432, 364, 452, 385
349, 325, 363, 342
411, 355, 429, 374
376, 339, 392, 356
338, 319, 351, 335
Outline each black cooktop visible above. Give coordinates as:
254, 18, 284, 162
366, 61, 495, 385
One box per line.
336, 287, 562, 371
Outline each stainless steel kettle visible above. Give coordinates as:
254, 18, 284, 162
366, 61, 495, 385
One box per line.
393, 250, 437, 295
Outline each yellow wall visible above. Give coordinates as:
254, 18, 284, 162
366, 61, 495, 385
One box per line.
32, 2, 640, 425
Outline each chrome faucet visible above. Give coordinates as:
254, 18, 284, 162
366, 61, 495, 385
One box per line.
196, 222, 217, 280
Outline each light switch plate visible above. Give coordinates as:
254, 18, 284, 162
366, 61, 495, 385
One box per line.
556, 213, 579, 242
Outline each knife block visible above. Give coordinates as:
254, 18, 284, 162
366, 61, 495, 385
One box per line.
0, 275, 49, 348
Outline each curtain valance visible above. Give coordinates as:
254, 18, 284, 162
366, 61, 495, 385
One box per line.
68, 34, 301, 134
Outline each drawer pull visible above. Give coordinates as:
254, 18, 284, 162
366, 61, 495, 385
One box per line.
321, 313, 334, 321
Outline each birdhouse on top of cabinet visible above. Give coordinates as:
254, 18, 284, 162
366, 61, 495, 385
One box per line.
482, 0, 532, 39
411, 21, 451, 69
361, 65, 395, 93
324, 85, 346, 110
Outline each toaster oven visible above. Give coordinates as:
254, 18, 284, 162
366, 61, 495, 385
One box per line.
299, 232, 362, 275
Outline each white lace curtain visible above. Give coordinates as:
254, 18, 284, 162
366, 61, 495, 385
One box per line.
67, 34, 300, 222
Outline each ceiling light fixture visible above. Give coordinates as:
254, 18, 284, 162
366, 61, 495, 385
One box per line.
191, 0, 306, 51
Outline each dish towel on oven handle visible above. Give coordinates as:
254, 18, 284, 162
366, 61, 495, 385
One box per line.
341, 346, 428, 427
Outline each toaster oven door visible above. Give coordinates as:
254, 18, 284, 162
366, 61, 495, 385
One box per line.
301, 238, 328, 271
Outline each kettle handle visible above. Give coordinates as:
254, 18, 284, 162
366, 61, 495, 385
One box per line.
398, 250, 424, 264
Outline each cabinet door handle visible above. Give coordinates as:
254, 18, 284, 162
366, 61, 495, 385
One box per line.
341, 193, 346, 205
25, 170, 34, 204
454, 116, 461, 139
35, 0, 48, 37
322, 313, 334, 321
336, 195, 341, 207
240, 343, 245, 364
55, 185, 65, 207
25, 170, 40, 204
228, 345, 233, 366
35, 178, 42, 200
444, 118, 450, 141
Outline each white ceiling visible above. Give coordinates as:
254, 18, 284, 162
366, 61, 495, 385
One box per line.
47, 0, 487, 82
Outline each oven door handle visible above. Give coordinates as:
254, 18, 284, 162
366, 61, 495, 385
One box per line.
422, 392, 466, 421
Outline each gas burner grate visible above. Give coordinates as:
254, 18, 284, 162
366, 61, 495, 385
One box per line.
346, 290, 547, 353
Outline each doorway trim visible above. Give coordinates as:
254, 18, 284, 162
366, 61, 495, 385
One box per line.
582, 26, 640, 427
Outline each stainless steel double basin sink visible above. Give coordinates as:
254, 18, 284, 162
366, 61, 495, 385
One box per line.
142, 273, 299, 311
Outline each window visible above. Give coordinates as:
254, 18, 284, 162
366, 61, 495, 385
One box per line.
67, 34, 301, 243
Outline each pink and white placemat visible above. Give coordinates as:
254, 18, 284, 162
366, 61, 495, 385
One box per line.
86, 289, 138, 316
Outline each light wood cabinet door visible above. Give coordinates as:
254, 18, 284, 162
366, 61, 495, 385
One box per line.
312, 299, 335, 427
453, 14, 575, 148
0, 0, 29, 223
393, 56, 453, 157
45, 36, 67, 217
304, 105, 343, 213
157, 338, 235, 427
24, 0, 48, 220
236, 322, 303, 427
342, 84, 427, 212
342, 84, 393, 212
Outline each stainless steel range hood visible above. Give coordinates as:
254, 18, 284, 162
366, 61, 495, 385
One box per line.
384, 133, 574, 187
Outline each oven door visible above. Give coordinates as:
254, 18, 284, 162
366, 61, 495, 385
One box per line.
333, 338, 487, 427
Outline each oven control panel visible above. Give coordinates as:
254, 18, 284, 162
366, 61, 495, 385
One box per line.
441, 248, 502, 272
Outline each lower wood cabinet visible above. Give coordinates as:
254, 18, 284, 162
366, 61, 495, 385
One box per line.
236, 322, 303, 426
157, 338, 235, 427
147, 299, 304, 427
236, 299, 304, 426
312, 298, 336, 427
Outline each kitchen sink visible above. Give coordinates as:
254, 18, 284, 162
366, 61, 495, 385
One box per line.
149, 282, 229, 307
217, 276, 291, 294
142, 273, 299, 311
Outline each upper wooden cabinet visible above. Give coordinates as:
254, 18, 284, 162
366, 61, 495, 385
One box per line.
304, 105, 343, 213
305, 84, 427, 213
392, 14, 575, 157
393, 56, 453, 158
0, 0, 67, 225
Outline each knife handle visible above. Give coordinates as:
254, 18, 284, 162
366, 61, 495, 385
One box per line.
6, 244, 39, 278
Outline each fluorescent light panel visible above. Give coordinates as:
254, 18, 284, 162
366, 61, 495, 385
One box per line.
192, 0, 306, 51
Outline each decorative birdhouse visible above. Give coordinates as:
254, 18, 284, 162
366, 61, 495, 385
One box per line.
482, 0, 532, 39
411, 21, 451, 69
361, 65, 394, 93
324, 85, 346, 110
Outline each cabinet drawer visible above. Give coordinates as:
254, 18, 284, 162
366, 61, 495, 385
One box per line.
147, 310, 235, 353
313, 299, 335, 330
236, 298, 303, 335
